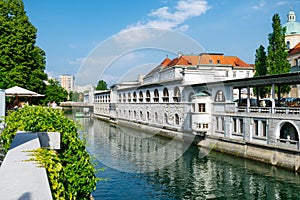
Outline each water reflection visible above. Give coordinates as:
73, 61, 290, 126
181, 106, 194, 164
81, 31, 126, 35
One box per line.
77, 117, 300, 200
80, 118, 192, 173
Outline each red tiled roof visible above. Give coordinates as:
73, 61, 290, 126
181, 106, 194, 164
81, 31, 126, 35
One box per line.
167, 56, 192, 66
224, 56, 252, 67
145, 53, 253, 78
160, 57, 172, 67
289, 42, 300, 55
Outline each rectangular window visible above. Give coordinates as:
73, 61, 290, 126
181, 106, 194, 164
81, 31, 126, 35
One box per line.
262, 121, 267, 137
198, 103, 206, 113
203, 123, 209, 129
239, 119, 244, 134
233, 71, 236, 78
246, 71, 250, 78
254, 120, 259, 136
220, 117, 225, 131
233, 118, 237, 133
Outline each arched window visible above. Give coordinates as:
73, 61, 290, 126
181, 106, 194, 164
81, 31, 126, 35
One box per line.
153, 89, 159, 102
163, 88, 169, 102
164, 113, 168, 124
175, 113, 180, 125
146, 90, 151, 102
139, 91, 143, 102
155, 112, 158, 122
173, 87, 181, 102
140, 111, 143, 120
133, 91, 137, 102
134, 111, 137, 119
147, 111, 150, 120
287, 41, 290, 49
215, 90, 225, 102
128, 92, 131, 102
280, 122, 299, 141
118, 94, 122, 102
123, 93, 126, 102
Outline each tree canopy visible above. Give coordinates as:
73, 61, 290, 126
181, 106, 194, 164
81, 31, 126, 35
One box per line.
267, 13, 290, 75
0, 0, 47, 94
96, 80, 108, 90
254, 45, 267, 77
254, 13, 291, 97
42, 79, 68, 105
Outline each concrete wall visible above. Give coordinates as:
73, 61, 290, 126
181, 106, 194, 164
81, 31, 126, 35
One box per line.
0, 131, 60, 199
199, 136, 300, 171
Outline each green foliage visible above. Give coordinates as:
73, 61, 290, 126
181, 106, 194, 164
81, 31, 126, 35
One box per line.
28, 148, 65, 199
267, 13, 291, 94
254, 45, 268, 76
0, 106, 98, 199
96, 80, 108, 90
254, 45, 269, 98
254, 14, 292, 97
0, 0, 47, 94
267, 14, 290, 75
42, 79, 68, 105
69, 91, 83, 102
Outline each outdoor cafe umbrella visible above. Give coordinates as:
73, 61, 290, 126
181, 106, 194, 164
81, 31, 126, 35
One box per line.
5, 86, 44, 97
5, 86, 44, 105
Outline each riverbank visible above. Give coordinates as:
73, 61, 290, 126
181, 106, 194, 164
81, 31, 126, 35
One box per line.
94, 114, 300, 173
198, 135, 300, 172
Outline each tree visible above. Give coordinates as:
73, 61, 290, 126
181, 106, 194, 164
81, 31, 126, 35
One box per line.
0, 0, 47, 94
267, 14, 290, 75
267, 13, 291, 94
254, 45, 268, 76
96, 80, 108, 90
42, 79, 68, 105
69, 91, 83, 102
254, 45, 269, 98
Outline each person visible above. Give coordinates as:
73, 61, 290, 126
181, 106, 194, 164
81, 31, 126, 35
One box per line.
51, 101, 57, 108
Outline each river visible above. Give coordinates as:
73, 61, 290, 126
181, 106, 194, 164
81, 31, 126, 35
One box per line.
75, 117, 300, 200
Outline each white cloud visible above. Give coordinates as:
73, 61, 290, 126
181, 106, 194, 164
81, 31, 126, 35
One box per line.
68, 57, 86, 66
276, 1, 289, 6
251, 0, 266, 10
125, 0, 210, 31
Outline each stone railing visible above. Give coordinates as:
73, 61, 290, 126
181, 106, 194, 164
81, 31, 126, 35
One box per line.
238, 106, 300, 115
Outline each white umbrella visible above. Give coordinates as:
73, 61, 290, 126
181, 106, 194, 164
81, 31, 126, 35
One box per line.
5, 86, 44, 97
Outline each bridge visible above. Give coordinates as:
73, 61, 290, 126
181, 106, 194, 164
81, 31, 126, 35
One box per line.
60, 101, 93, 107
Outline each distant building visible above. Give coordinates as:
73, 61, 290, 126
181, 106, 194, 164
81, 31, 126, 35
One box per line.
285, 8, 300, 69
284, 8, 300, 96
59, 75, 74, 93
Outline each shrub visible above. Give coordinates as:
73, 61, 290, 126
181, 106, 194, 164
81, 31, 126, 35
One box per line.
0, 106, 98, 199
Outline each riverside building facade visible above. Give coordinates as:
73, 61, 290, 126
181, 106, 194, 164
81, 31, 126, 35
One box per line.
93, 53, 254, 135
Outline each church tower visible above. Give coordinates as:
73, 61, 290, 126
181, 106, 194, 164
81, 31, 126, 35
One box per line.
284, 8, 300, 49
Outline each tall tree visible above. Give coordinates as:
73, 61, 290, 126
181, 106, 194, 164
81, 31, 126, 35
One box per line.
267, 13, 291, 94
0, 0, 47, 94
254, 45, 268, 76
267, 13, 290, 75
96, 80, 108, 90
42, 79, 68, 105
254, 45, 268, 98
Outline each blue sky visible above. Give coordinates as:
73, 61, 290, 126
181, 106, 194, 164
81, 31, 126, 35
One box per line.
23, 0, 300, 86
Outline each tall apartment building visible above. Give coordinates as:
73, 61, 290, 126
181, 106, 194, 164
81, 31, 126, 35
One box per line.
59, 75, 75, 93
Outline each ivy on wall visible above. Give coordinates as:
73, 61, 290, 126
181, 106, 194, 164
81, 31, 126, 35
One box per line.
0, 106, 98, 199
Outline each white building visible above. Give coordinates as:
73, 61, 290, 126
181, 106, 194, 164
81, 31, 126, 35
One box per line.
93, 53, 254, 135
59, 75, 74, 93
